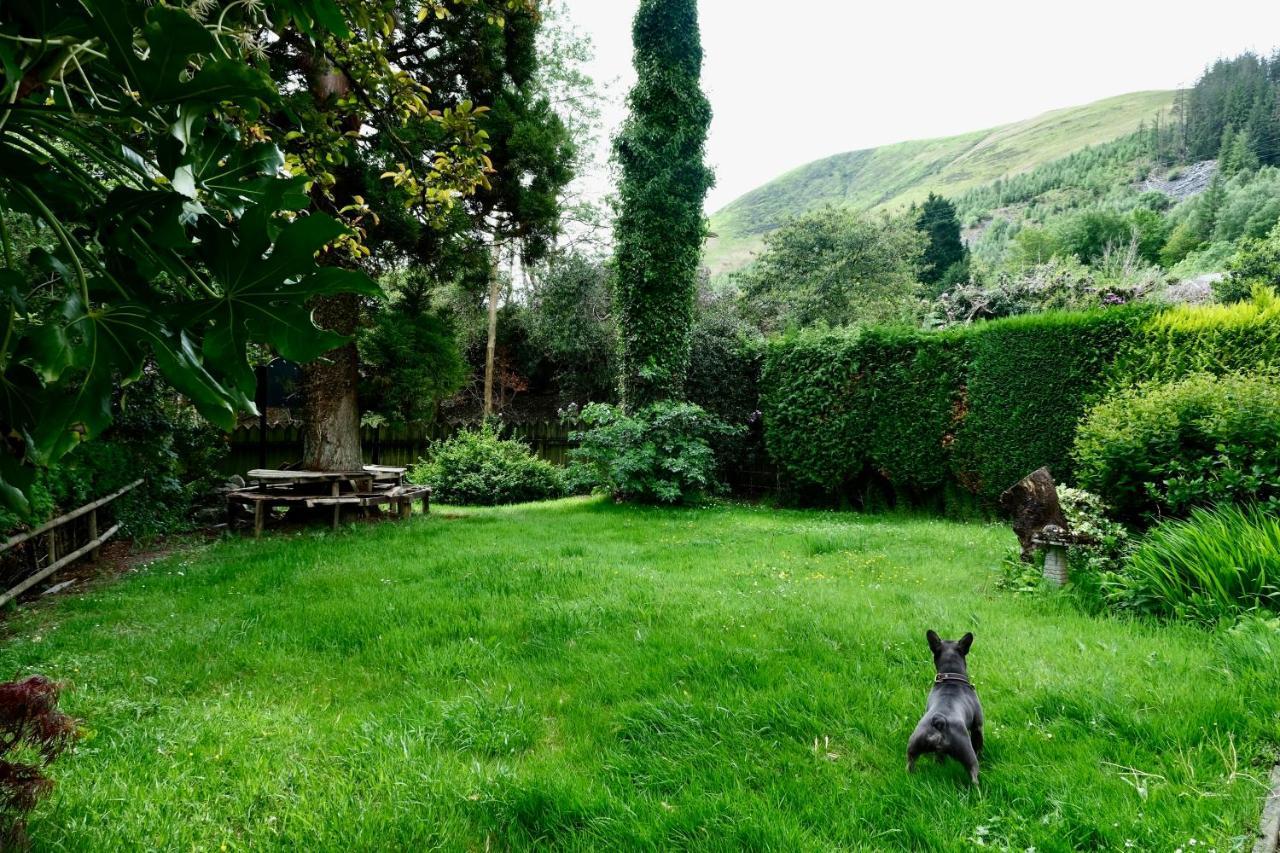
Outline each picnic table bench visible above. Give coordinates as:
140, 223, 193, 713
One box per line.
227, 466, 430, 537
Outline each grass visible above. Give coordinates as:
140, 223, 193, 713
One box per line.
2, 498, 1278, 850
704, 90, 1177, 276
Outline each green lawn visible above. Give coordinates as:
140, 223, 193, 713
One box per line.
2, 499, 1277, 850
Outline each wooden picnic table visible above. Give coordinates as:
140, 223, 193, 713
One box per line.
231, 465, 427, 536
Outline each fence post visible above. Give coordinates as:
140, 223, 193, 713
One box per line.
256, 364, 269, 470
88, 509, 100, 563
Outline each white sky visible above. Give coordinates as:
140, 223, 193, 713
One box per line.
563, 0, 1280, 214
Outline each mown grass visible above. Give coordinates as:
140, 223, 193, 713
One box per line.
1, 499, 1277, 850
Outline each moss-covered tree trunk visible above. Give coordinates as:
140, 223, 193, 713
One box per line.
302, 292, 363, 471
301, 56, 363, 472
612, 0, 713, 409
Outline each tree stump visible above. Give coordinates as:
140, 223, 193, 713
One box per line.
998, 467, 1070, 563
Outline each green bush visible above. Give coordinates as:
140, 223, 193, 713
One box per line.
1074, 372, 1280, 523
411, 424, 564, 506
1217, 224, 1280, 303
958, 307, 1148, 501
568, 402, 737, 504
0, 372, 228, 538
1119, 287, 1280, 381
1114, 504, 1280, 624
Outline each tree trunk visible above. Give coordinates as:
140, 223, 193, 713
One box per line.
483, 244, 501, 417
302, 292, 363, 471
300, 53, 364, 473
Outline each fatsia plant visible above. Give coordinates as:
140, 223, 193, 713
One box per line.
0, 0, 511, 513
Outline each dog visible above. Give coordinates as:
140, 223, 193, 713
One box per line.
907, 630, 984, 785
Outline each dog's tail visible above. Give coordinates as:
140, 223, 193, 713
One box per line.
926, 715, 947, 746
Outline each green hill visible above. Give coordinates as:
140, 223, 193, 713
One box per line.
705, 90, 1178, 276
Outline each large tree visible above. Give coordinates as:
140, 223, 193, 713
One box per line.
612, 0, 713, 409
737, 207, 924, 332
916, 193, 968, 291
348, 0, 576, 423
267, 0, 544, 469
0, 0, 405, 511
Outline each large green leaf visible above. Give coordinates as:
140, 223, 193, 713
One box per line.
187, 210, 379, 396
94, 1, 274, 107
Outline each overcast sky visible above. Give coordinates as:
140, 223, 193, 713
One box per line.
562, 0, 1280, 214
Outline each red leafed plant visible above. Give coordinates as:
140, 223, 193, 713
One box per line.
0, 676, 77, 847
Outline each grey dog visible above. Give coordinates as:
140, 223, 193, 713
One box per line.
907, 630, 984, 784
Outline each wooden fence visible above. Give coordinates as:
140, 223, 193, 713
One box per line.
0, 479, 142, 607
221, 420, 575, 476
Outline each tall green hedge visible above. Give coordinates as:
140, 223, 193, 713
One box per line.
959, 307, 1150, 501
761, 326, 968, 505
760, 308, 1148, 507
760, 292, 1280, 510
1116, 287, 1280, 382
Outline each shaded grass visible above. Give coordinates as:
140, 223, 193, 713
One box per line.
1, 498, 1277, 850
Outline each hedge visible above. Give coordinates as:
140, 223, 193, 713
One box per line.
762, 311, 1146, 506
1116, 286, 1280, 383
761, 326, 968, 506
759, 291, 1280, 510
958, 307, 1150, 501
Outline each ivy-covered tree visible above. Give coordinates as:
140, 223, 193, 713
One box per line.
915, 193, 968, 291
612, 0, 714, 409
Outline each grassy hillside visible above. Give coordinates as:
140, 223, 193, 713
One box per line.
706, 90, 1177, 276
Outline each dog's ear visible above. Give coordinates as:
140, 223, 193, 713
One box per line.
958, 632, 974, 655
926, 630, 942, 654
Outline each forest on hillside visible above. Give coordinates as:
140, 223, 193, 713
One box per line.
727, 49, 1280, 334
958, 51, 1280, 287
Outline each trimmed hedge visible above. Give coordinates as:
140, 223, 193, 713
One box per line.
1117, 286, 1280, 382
761, 326, 968, 506
760, 291, 1280, 510
959, 307, 1150, 501
762, 311, 1146, 506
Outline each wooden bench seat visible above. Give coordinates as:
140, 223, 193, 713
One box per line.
228, 485, 431, 536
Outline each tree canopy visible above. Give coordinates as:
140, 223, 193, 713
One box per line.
0, 0, 522, 510
737, 207, 924, 332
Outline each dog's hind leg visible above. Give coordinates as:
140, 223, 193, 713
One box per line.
970, 724, 984, 756
952, 737, 980, 785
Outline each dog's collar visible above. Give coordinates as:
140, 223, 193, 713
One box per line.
935, 672, 972, 687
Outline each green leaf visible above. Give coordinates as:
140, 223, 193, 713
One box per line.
187, 210, 378, 396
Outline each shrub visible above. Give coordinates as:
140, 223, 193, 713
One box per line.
0, 676, 77, 847
1074, 372, 1280, 523
1218, 224, 1280, 303
0, 371, 228, 538
569, 402, 737, 504
1114, 504, 1280, 624
1056, 487, 1132, 608
958, 307, 1148, 501
411, 424, 564, 506
1119, 286, 1280, 381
